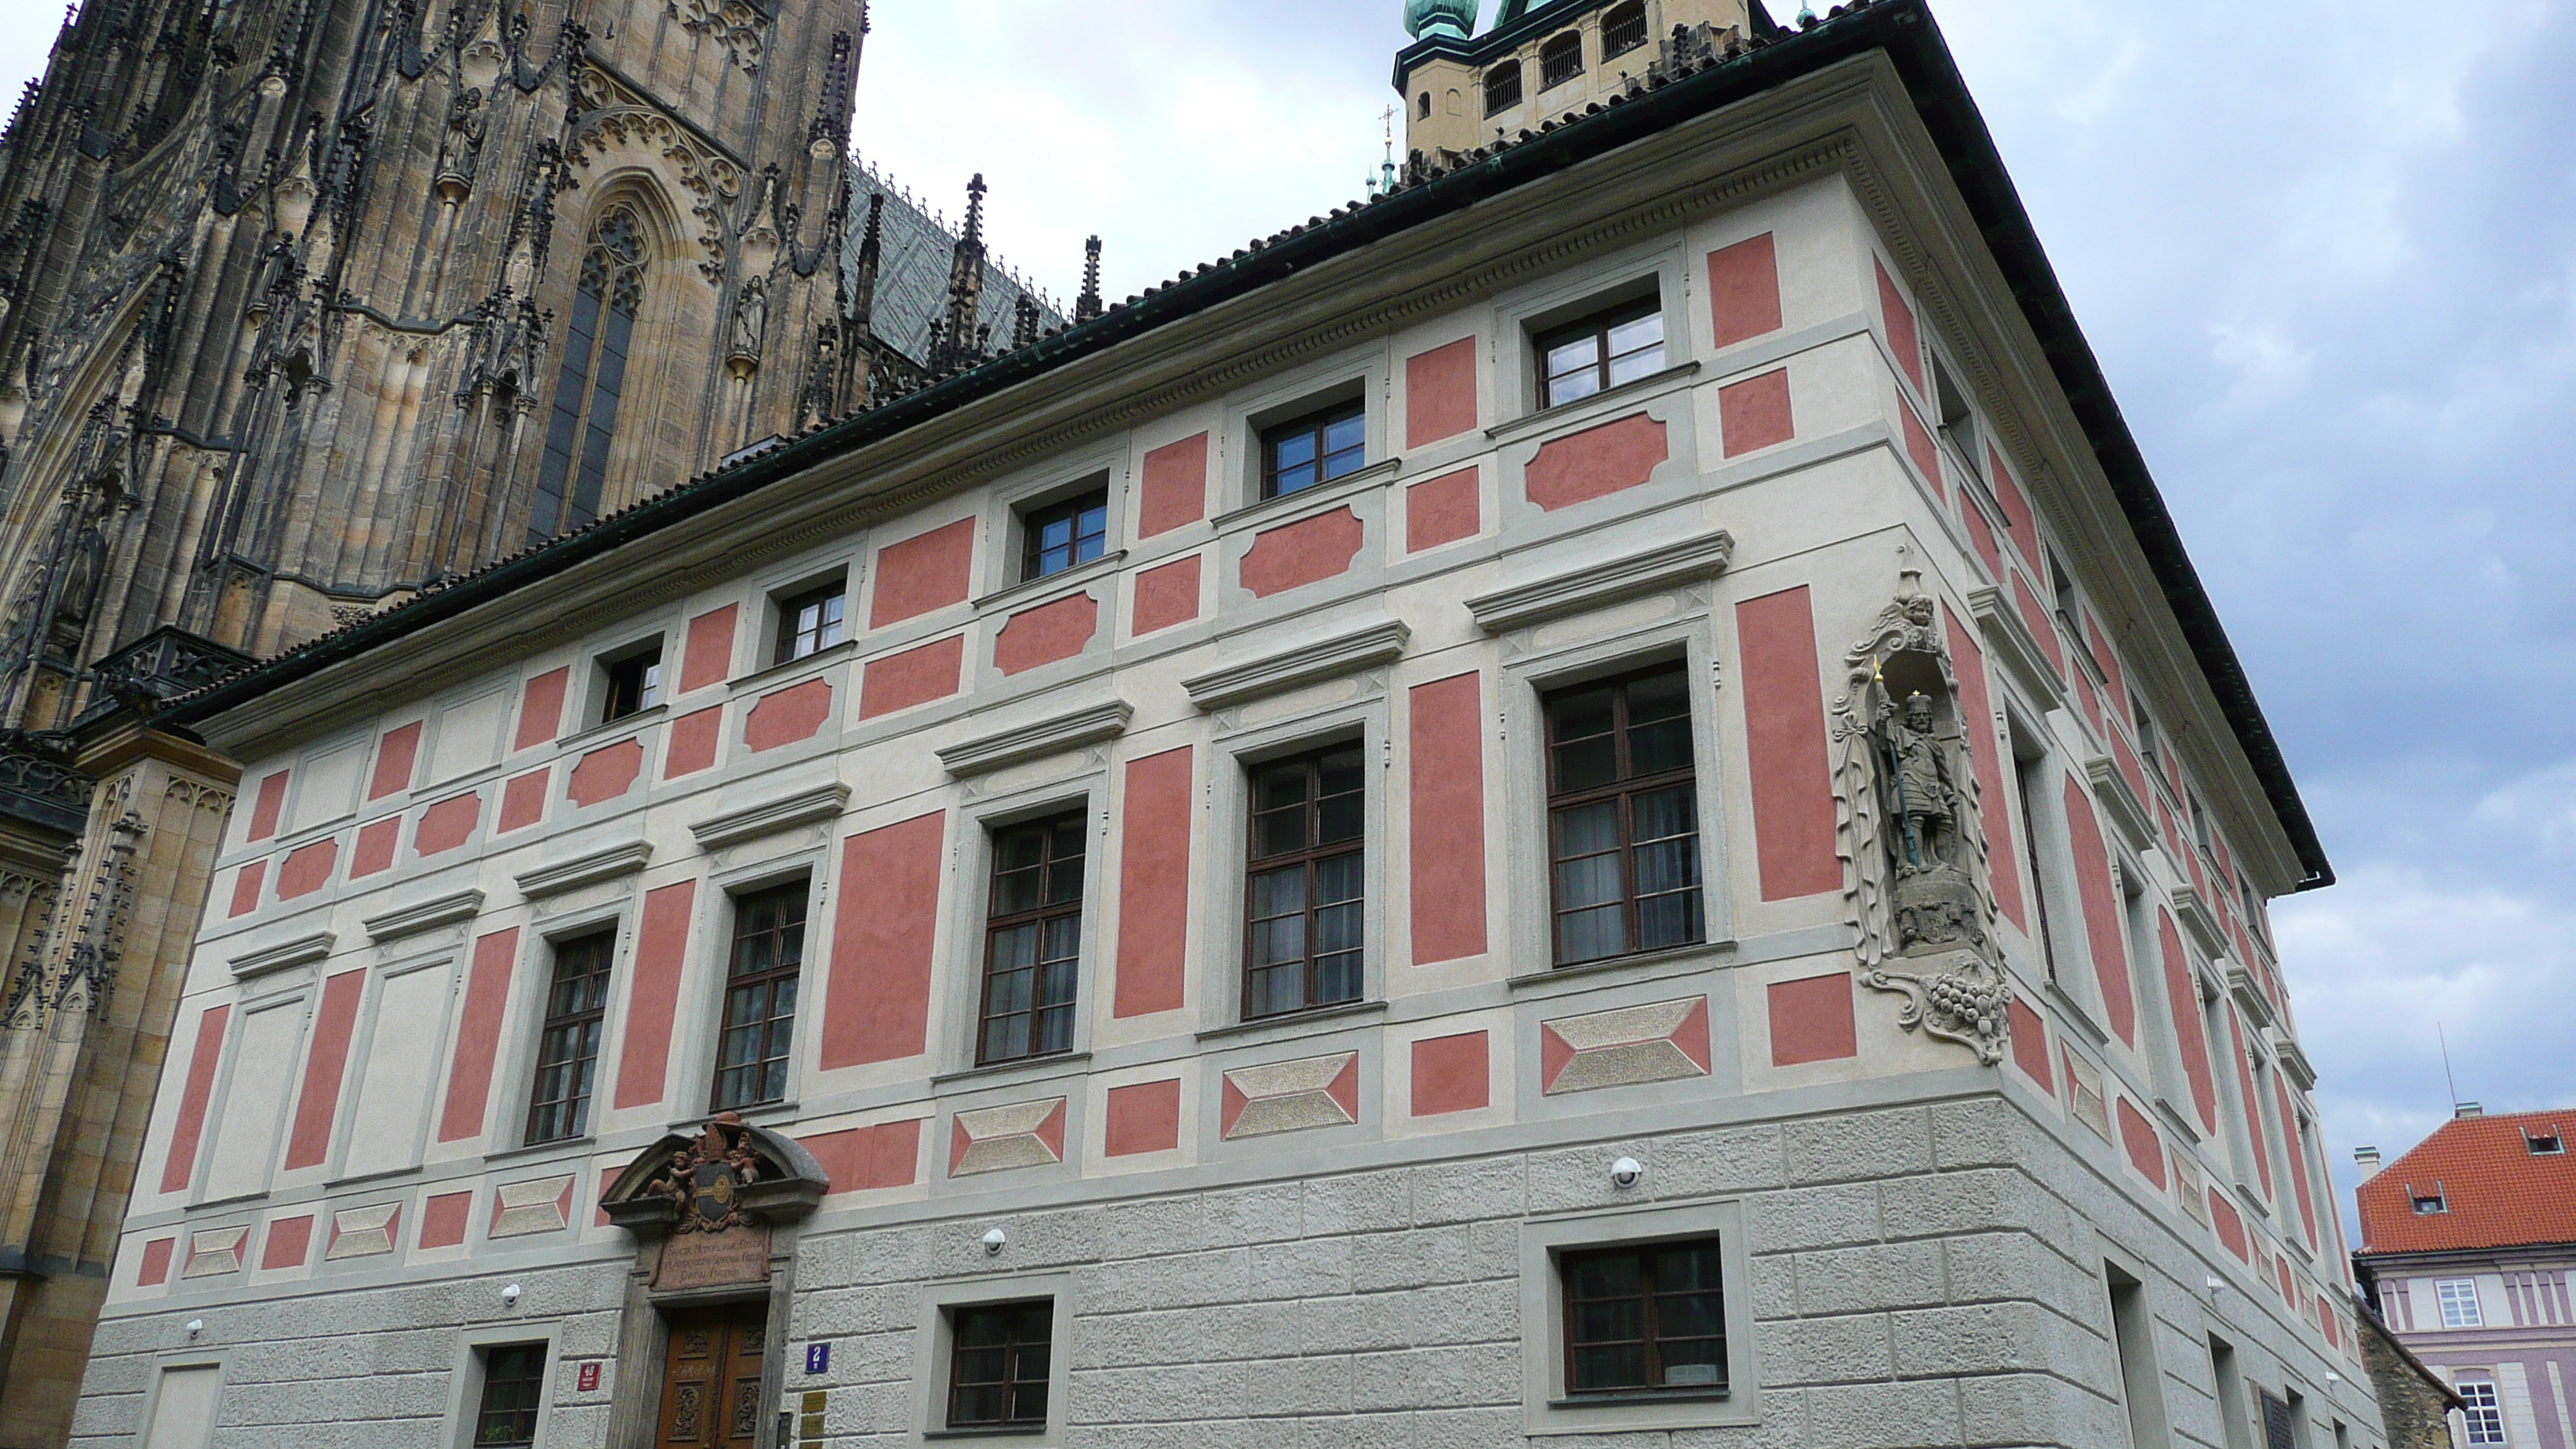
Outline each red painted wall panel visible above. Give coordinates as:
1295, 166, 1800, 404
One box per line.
1876, 258, 1924, 394
567, 740, 645, 805
1239, 506, 1365, 598
2060, 776, 2136, 1046
275, 839, 337, 899
1406, 337, 1479, 447
513, 668, 569, 752
1900, 399, 1943, 503
262, 1215, 313, 1270
680, 604, 738, 694
1944, 608, 2025, 928
137, 1238, 174, 1286
437, 929, 520, 1143
247, 771, 289, 841
858, 636, 961, 720
1138, 433, 1210, 538
1131, 555, 1202, 636
1719, 369, 1795, 457
1708, 233, 1783, 348
1989, 447, 2036, 563
158, 1004, 231, 1194
1768, 973, 1858, 1066
498, 769, 550, 832
283, 968, 366, 1170
350, 818, 399, 879
1737, 587, 1841, 899
2159, 911, 2220, 1132
2012, 574, 2067, 678
995, 593, 1099, 676
2280, 1075, 2319, 1249
1523, 412, 1667, 510
1404, 467, 1481, 552
868, 518, 976, 629
1113, 748, 1194, 1018
368, 723, 421, 800
2007, 997, 2052, 1091
1105, 1079, 1184, 1154
228, 859, 266, 918
414, 793, 481, 857
1410, 1033, 1490, 1116
612, 882, 698, 1110
801, 1119, 925, 1192
2228, 1007, 2273, 1201
418, 1194, 468, 1249
821, 813, 947, 1067
664, 707, 723, 779
1961, 493, 2006, 582
1409, 673, 1488, 964
2115, 1098, 2169, 1190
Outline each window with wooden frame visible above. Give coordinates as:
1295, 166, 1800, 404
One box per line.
1540, 29, 1584, 88
1601, 1, 1649, 57
1544, 665, 1701, 966
1260, 398, 1366, 500
947, 1300, 1053, 1430
600, 643, 662, 723
711, 882, 805, 1111
1021, 490, 1109, 581
2010, 737, 2062, 982
524, 931, 615, 1145
1536, 296, 1665, 409
471, 1343, 549, 1449
1560, 1238, 1728, 1395
773, 583, 846, 665
979, 811, 1086, 1064
1244, 745, 1365, 1019
1484, 59, 1523, 115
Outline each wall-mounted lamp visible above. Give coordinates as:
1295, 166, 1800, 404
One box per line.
183, 1319, 204, 1340
502, 1283, 522, 1307
1610, 1157, 1644, 1190
982, 1228, 1007, 1256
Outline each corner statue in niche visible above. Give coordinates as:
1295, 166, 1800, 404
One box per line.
1831, 573, 2012, 1064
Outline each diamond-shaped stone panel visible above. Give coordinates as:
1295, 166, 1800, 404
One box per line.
951, 1098, 1067, 1177
326, 1202, 400, 1260
492, 1174, 577, 1238
1221, 1051, 1360, 1139
182, 1226, 246, 1279
1539, 997, 1710, 1094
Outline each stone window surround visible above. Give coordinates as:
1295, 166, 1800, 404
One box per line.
662, 848, 831, 1130
1494, 607, 1733, 986
1218, 339, 1390, 519
1194, 690, 1390, 1036
438, 1324, 562, 1449
984, 439, 1129, 600
1489, 235, 1692, 430
490, 900, 634, 1159
135, 1354, 235, 1445
1517, 1197, 1759, 1436
325, 944, 468, 1186
906, 1270, 1075, 1446
581, 625, 678, 734
947, 771, 1109, 1082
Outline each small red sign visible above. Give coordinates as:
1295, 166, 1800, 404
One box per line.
577, 1362, 602, 1392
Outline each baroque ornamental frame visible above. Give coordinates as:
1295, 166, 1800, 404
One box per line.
1830, 569, 2012, 1064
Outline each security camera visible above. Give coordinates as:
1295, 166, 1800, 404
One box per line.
982, 1228, 1007, 1255
1611, 1157, 1644, 1190
502, 1283, 522, 1306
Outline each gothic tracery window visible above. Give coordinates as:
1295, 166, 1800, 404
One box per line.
531, 204, 648, 543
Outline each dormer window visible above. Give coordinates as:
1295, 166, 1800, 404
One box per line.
2529, 1129, 2565, 1156
1540, 31, 1584, 91
1485, 60, 1523, 116
2412, 1190, 2448, 1215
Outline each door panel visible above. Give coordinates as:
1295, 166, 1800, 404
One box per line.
656, 1303, 766, 1449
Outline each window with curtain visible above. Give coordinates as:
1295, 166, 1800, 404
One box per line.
532, 204, 648, 544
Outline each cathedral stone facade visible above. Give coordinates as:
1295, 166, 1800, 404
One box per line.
0, 2, 1077, 1440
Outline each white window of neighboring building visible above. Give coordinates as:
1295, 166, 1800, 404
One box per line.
2438, 1279, 2485, 1328
2458, 1379, 2508, 1444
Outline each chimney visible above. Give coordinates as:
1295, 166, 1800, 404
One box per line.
2354, 1146, 2382, 1180
2457, 1101, 2484, 1118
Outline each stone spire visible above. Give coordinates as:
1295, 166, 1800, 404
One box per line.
1074, 235, 1104, 324
931, 174, 989, 372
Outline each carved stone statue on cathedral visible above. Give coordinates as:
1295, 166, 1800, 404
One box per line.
1871, 687, 1980, 951
731, 276, 768, 361
434, 87, 487, 203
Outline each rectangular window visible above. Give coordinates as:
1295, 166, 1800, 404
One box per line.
2438, 1278, 2485, 1327
1934, 355, 1978, 470
980, 812, 1085, 1064
2527, 1127, 2564, 1155
773, 584, 847, 665
2107, 1263, 2173, 1447
472, 1343, 549, 1449
1023, 491, 1109, 582
2259, 1389, 2297, 1449
1538, 297, 1665, 409
1261, 399, 1366, 499
1546, 665, 1701, 965
711, 882, 805, 1111
2460, 1379, 2508, 1444
524, 932, 615, 1145
2209, 1335, 2258, 1449
2132, 694, 2160, 768
947, 1300, 1052, 1430
2413, 1190, 2448, 1215
601, 646, 662, 723
2050, 549, 2081, 630
1244, 747, 1365, 1018
1560, 1238, 1728, 1395
2011, 737, 2062, 981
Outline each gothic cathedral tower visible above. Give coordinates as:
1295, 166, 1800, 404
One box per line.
0, 0, 867, 731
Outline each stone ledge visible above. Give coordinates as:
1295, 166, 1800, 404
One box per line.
230, 931, 335, 980
361, 889, 485, 945
1181, 621, 1410, 712
513, 841, 653, 899
1465, 531, 1732, 634
937, 701, 1132, 779
690, 783, 851, 852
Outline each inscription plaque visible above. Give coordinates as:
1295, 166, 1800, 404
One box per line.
654, 1223, 773, 1290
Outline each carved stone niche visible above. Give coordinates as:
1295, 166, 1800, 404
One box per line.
1830, 574, 2012, 1065
601, 1114, 829, 1293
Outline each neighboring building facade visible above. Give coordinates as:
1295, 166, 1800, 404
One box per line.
2357, 1106, 2576, 1447
74, 2, 2383, 1447
0, 2, 1069, 1440
2359, 1301, 2470, 1449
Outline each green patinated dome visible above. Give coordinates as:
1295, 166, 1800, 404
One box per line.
1405, 0, 1479, 39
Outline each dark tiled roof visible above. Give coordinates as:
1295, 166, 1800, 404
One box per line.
842, 159, 1065, 366
2358, 1110, 2576, 1256
153, 0, 2332, 893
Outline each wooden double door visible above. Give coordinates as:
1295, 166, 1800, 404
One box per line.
656, 1302, 768, 1449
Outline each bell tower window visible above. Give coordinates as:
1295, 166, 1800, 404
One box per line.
532, 204, 649, 544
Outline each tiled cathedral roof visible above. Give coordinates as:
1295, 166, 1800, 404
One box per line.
2358, 1109, 2576, 1256
842, 159, 1066, 367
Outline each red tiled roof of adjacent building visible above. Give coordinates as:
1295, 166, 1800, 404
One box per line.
2357, 1108, 2576, 1255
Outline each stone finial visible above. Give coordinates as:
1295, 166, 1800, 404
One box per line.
1074, 236, 1103, 324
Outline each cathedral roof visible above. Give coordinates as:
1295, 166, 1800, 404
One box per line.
843, 159, 1065, 367
2357, 1109, 2576, 1258
159, 0, 2333, 893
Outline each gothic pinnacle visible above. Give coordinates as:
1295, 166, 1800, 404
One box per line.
1074, 235, 1103, 324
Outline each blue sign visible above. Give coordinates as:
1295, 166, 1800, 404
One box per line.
804, 1342, 831, 1375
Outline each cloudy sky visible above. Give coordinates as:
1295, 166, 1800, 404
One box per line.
5, 0, 2571, 1230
